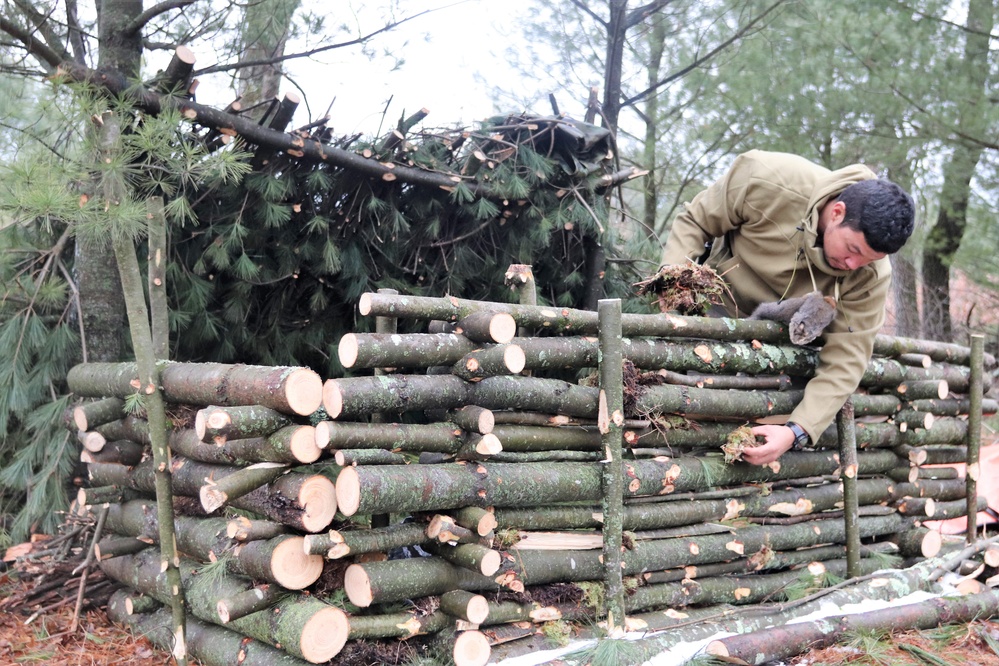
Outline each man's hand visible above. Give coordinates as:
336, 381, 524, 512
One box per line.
743, 425, 796, 466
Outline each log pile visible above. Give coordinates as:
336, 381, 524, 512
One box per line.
67, 287, 995, 665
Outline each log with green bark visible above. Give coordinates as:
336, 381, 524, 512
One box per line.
338, 332, 481, 369
220, 426, 321, 465
303, 522, 429, 559
345, 609, 454, 640
634, 385, 900, 420
907, 397, 997, 416
100, 549, 348, 663
895, 444, 967, 466
194, 404, 292, 443
334, 451, 900, 516
705, 588, 999, 665
226, 516, 287, 542
452, 506, 498, 536
200, 462, 289, 513
427, 541, 502, 576
439, 589, 490, 624
452, 343, 526, 381
72, 397, 126, 432
79, 438, 144, 466
334, 448, 409, 466
107, 589, 311, 666
95, 414, 151, 445
102, 501, 323, 590
314, 420, 466, 453
217, 584, 284, 623
626, 558, 884, 612
892, 379, 949, 401
90, 457, 336, 532
324, 375, 600, 420
357, 292, 994, 368
643, 542, 900, 584
345, 514, 906, 604
67, 361, 323, 416
94, 536, 150, 560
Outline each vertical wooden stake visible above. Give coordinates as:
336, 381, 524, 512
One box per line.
504, 264, 536, 339
837, 398, 861, 578
598, 298, 625, 633
966, 333, 984, 544
147, 196, 169, 359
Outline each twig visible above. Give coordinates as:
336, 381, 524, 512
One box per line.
69, 505, 108, 632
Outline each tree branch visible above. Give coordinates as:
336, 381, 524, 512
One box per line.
11, 0, 72, 63
570, 0, 608, 29
122, 0, 198, 37
625, 0, 674, 29
0, 16, 65, 70
193, 6, 439, 76
621, 0, 787, 108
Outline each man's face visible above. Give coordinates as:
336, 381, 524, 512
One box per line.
820, 202, 886, 271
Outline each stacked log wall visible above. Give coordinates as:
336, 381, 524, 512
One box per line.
67, 293, 993, 665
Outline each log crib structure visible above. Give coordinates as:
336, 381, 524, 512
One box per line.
67, 277, 996, 666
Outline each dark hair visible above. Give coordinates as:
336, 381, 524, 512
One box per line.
836, 179, 915, 254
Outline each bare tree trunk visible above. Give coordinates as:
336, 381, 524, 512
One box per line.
236, 0, 302, 118
920, 0, 992, 342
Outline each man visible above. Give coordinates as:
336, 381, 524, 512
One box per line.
661, 150, 915, 465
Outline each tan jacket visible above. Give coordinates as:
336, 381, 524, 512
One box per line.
661, 150, 890, 442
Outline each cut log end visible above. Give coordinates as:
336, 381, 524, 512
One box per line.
322, 380, 344, 419
453, 630, 491, 666
82, 431, 106, 453
272, 537, 324, 590
477, 512, 498, 537
480, 549, 501, 576
194, 409, 208, 440
335, 467, 361, 516
216, 599, 232, 624
175, 44, 197, 65
936, 380, 949, 400
477, 410, 495, 434
291, 425, 322, 463
358, 293, 373, 316
705, 641, 730, 657
285, 369, 324, 416
300, 607, 349, 663
476, 433, 503, 455
72, 407, 89, 432
200, 485, 227, 513
338, 333, 359, 368
314, 421, 331, 449
922, 529, 943, 558
466, 595, 489, 625
504, 345, 526, 374
298, 476, 338, 532
344, 563, 373, 607
489, 313, 517, 344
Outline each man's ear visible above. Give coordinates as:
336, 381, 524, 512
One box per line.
829, 200, 847, 224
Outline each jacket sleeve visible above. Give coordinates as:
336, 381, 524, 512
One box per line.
788, 268, 890, 443
660, 154, 753, 265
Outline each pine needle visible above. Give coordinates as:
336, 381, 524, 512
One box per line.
567, 637, 644, 666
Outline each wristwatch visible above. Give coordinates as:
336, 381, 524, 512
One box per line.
786, 421, 810, 451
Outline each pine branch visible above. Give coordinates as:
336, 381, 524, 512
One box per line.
122, 0, 198, 37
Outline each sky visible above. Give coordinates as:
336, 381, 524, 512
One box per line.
193, 0, 543, 137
